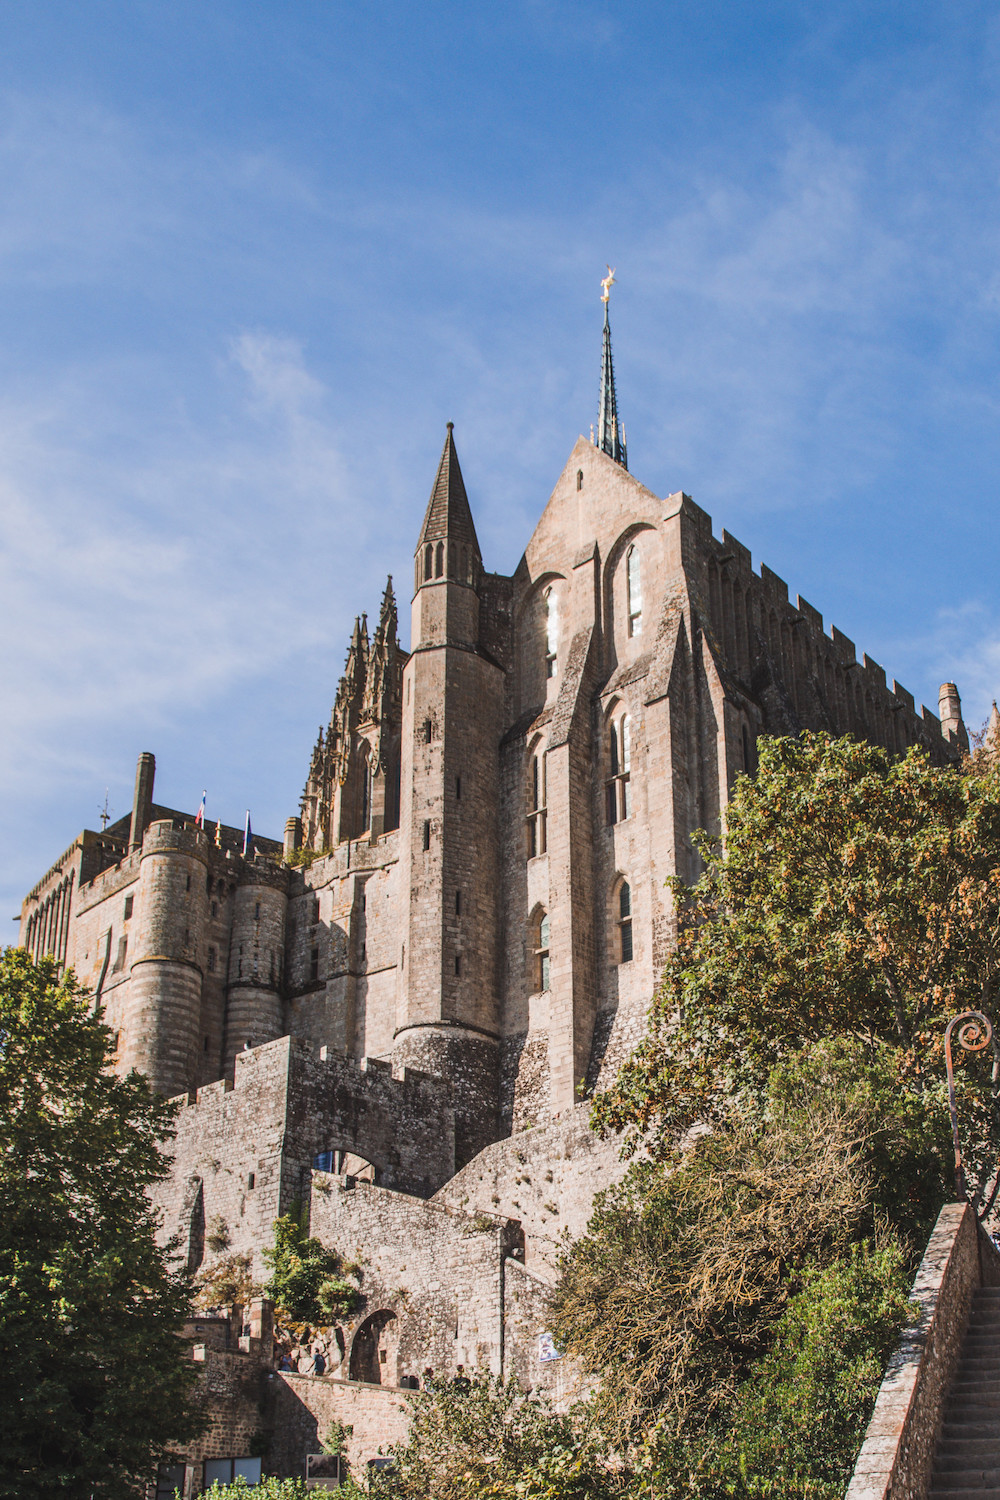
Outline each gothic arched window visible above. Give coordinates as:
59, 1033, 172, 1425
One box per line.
435, 541, 444, 578
618, 880, 633, 963
527, 749, 547, 857
626, 545, 642, 638
532, 908, 551, 993
424, 543, 433, 582
606, 713, 632, 824
545, 587, 558, 678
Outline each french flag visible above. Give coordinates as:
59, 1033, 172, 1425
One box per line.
194, 791, 206, 828
242, 810, 252, 856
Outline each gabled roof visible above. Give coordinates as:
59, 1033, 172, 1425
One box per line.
417, 423, 481, 554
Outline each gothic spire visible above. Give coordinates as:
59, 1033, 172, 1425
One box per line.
417, 424, 481, 555
597, 266, 627, 470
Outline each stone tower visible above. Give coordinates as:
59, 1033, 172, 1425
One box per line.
395, 425, 506, 1165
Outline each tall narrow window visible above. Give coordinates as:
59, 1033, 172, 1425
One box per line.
626, 545, 642, 637
361, 754, 375, 833
435, 541, 444, 578
534, 910, 551, 992
527, 751, 547, 857
545, 587, 558, 678
605, 714, 632, 824
618, 881, 633, 962
424, 544, 433, 581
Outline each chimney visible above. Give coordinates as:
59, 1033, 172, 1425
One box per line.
129, 752, 156, 852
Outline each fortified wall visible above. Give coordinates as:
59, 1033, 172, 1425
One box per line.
154, 1036, 455, 1278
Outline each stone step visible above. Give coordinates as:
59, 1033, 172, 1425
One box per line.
939, 1443, 1000, 1461
938, 1453, 1000, 1470
930, 1474, 1000, 1489
929, 1490, 1000, 1498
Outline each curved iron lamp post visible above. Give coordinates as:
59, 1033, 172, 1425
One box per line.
945, 1010, 993, 1207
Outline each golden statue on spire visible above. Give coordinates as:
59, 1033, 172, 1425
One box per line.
600, 265, 616, 304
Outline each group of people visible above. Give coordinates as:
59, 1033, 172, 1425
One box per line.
275, 1348, 327, 1376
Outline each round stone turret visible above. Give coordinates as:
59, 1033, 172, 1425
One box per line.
223, 861, 289, 1074
121, 820, 211, 1096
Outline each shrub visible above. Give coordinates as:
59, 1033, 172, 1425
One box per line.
717, 1239, 915, 1497
263, 1213, 362, 1324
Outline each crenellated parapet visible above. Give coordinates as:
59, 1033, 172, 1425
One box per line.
151, 1034, 456, 1277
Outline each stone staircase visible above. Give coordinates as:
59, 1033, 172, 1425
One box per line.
931, 1287, 1000, 1496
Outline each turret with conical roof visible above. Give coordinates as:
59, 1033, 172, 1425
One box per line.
397, 423, 504, 1167
411, 424, 483, 654
414, 422, 482, 595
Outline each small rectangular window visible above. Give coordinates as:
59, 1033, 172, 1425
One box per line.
455, 776, 462, 800
454, 954, 461, 976
155, 1464, 186, 1500
424, 719, 433, 743
211, 900, 217, 918
248, 1172, 255, 1190
455, 890, 461, 915
310, 947, 319, 982
123, 895, 133, 921
203, 1035, 210, 1052
254, 902, 260, 920
185, 874, 191, 892
422, 820, 431, 851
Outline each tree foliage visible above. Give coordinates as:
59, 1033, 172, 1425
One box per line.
0, 949, 202, 1500
553, 1040, 948, 1446
262, 1212, 362, 1324
594, 733, 1000, 1205
372, 1372, 625, 1500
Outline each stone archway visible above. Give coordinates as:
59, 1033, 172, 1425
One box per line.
349, 1310, 397, 1385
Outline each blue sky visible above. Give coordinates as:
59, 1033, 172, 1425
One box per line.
3, 0, 1000, 919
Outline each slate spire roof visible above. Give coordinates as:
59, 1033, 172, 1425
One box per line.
598, 301, 628, 470
417, 423, 481, 556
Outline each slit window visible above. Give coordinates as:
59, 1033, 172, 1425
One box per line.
123, 895, 134, 921
619, 881, 633, 963
606, 714, 632, 824
455, 890, 462, 915
527, 751, 547, 857
310, 946, 319, 982
422, 820, 431, 851
454, 954, 461, 976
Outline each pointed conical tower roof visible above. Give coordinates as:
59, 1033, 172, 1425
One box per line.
986, 701, 1000, 755
597, 271, 628, 470
417, 423, 481, 554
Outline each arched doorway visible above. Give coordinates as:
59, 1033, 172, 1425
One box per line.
349, 1310, 397, 1385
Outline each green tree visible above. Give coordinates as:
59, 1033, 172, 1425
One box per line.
594, 733, 1000, 1205
717, 1240, 915, 1499
372, 1372, 625, 1500
552, 1040, 948, 1447
0, 949, 202, 1500
263, 1213, 362, 1324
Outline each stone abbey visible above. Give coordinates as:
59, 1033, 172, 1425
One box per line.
17, 305, 971, 1481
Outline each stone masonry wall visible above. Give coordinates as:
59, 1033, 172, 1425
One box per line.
433, 1105, 630, 1275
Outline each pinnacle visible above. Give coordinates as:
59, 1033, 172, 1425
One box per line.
417, 424, 481, 554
